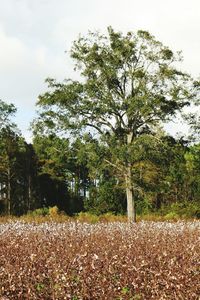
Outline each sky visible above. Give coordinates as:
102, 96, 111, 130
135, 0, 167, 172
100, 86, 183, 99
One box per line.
0, 0, 200, 142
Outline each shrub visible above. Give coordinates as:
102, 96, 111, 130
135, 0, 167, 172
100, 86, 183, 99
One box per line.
84, 179, 126, 215
168, 202, 200, 219
29, 207, 49, 217
49, 206, 59, 217
99, 212, 127, 222
76, 212, 99, 223
136, 197, 152, 215
164, 211, 179, 221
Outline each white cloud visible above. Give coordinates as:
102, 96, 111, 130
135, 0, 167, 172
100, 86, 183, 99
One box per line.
0, 25, 69, 104
0, 26, 27, 69
0, 25, 69, 139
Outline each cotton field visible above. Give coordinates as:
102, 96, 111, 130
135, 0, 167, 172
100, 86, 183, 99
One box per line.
0, 221, 199, 299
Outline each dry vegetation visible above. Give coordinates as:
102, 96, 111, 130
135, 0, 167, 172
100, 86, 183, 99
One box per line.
0, 221, 199, 299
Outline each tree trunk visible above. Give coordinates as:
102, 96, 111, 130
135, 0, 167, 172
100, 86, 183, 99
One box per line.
7, 167, 11, 215
125, 165, 136, 222
27, 174, 31, 211
125, 132, 136, 222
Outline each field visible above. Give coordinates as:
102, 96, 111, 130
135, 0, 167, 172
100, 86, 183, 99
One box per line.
0, 221, 199, 299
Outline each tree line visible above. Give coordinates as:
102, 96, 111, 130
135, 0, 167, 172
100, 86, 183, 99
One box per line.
0, 28, 199, 220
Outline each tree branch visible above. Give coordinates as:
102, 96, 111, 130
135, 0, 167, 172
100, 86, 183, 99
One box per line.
104, 158, 124, 172
85, 123, 104, 135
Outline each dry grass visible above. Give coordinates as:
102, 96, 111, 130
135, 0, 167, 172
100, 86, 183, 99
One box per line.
0, 211, 197, 225
0, 220, 199, 299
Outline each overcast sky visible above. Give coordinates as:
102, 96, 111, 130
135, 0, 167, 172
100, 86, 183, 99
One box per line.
0, 0, 200, 141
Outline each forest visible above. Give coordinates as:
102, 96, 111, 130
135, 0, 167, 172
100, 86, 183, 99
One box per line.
0, 28, 200, 221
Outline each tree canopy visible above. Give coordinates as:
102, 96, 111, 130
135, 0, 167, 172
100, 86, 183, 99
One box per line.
35, 27, 198, 221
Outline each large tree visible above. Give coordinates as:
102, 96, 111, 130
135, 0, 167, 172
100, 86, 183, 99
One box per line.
0, 100, 18, 214
0, 100, 38, 215
36, 27, 197, 221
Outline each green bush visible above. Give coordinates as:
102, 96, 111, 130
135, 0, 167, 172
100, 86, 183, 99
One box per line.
170, 202, 200, 218
158, 201, 200, 219
29, 207, 49, 217
164, 212, 179, 221
28, 206, 61, 217
136, 197, 152, 215
76, 212, 99, 223
84, 179, 126, 215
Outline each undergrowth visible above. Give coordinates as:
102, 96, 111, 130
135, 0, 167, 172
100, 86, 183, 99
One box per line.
0, 201, 199, 223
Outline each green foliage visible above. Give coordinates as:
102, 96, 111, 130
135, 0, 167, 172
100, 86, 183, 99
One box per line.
75, 212, 127, 223
160, 202, 200, 219
76, 212, 99, 223
98, 212, 126, 222
0, 31, 199, 220
33, 134, 88, 215
136, 197, 152, 215
29, 207, 49, 217
36, 283, 45, 292
28, 206, 62, 217
171, 202, 200, 218
0, 99, 17, 130
164, 211, 179, 221
35, 27, 197, 221
84, 178, 126, 215
121, 286, 130, 294
33, 134, 70, 181
0, 125, 39, 215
